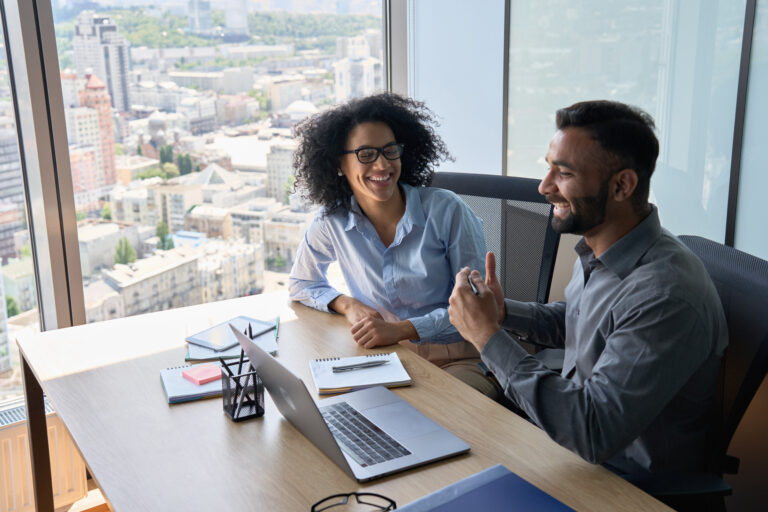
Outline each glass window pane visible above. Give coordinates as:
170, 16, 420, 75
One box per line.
52, 2, 383, 323
735, 0, 768, 259
0, 17, 42, 402
506, 1, 746, 241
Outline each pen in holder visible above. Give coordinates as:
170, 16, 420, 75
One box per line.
221, 353, 264, 422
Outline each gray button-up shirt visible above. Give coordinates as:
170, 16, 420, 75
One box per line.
482, 207, 728, 474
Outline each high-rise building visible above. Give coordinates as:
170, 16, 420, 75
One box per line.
188, 0, 212, 34
73, 11, 131, 112
79, 75, 118, 192
226, 0, 250, 36
0, 130, 25, 263
0, 129, 24, 206
332, 37, 381, 102
266, 141, 297, 204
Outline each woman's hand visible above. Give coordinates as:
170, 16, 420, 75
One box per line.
351, 318, 418, 349
329, 295, 383, 324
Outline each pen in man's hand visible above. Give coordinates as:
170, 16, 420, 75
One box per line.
468, 275, 479, 295
332, 360, 390, 373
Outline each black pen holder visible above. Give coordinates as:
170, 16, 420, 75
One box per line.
222, 358, 264, 422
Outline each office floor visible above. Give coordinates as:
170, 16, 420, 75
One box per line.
59, 480, 109, 512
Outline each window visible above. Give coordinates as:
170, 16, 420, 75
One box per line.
735, 1, 768, 259
0, 12, 43, 403
51, 1, 384, 324
505, 1, 747, 241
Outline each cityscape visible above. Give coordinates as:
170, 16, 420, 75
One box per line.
0, 0, 383, 400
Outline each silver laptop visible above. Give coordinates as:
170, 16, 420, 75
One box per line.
230, 325, 470, 482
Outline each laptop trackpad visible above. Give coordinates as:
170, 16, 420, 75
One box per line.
362, 402, 440, 440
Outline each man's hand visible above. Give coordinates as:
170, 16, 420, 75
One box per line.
485, 252, 506, 324
330, 295, 383, 325
448, 262, 502, 352
351, 317, 417, 349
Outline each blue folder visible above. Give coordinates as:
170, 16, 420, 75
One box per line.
398, 464, 574, 511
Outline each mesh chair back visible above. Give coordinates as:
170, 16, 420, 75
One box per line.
679, 235, 768, 471
431, 172, 560, 303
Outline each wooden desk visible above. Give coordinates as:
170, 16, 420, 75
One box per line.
18, 292, 670, 511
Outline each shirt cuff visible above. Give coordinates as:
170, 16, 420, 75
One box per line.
315, 290, 343, 313
501, 300, 534, 340
481, 328, 531, 385
408, 316, 432, 342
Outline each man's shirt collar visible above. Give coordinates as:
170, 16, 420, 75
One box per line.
575, 205, 662, 280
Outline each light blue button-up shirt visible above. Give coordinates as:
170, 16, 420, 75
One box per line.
289, 183, 486, 343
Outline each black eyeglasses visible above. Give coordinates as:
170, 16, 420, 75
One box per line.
311, 492, 396, 511
341, 143, 405, 164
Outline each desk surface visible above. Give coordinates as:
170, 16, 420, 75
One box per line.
17, 292, 670, 511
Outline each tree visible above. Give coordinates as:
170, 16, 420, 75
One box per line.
101, 204, 112, 220
113, 237, 137, 265
20, 243, 31, 258
6, 296, 19, 317
136, 167, 166, 180
76, 211, 87, 221
284, 175, 296, 204
274, 252, 286, 270
137, 144, 143, 156
177, 153, 192, 175
159, 144, 174, 164
162, 162, 180, 178
114, 143, 125, 156
156, 221, 174, 250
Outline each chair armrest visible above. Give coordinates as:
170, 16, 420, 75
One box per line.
628, 471, 732, 498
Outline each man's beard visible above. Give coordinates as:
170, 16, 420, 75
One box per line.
549, 180, 609, 234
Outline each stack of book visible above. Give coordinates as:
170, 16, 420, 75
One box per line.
159, 315, 279, 404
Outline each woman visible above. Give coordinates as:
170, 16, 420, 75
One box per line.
289, 93, 499, 398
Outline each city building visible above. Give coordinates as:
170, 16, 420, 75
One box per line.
229, 197, 282, 245
225, 0, 250, 37
266, 140, 297, 204
77, 219, 154, 278
187, 0, 212, 35
0, 203, 22, 263
102, 245, 202, 317
151, 182, 204, 233
267, 76, 305, 111
0, 281, 7, 374
167, 68, 254, 95
198, 239, 264, 303
0, 128, 25, 207
83, 279, 124, 324
1, 257, 36, 313
129, 81, 190, 113
110, 178, 162, 228
183, 163, 265, 207
185, 205, 230, 239
177, 95, 217, 135
332, 55, 380, 103
215, 94, 260, 126
263, 206, 314, 270
273, 100, 318, 128
72, 11, 131, 112
79, 75, 117, 187
115, 154, 160, 185
68, 145, 101, 212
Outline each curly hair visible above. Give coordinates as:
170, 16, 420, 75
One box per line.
292, 92, 451, 215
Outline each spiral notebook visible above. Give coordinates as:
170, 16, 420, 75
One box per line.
309, 353, 411, 395
160, 362, 223, 404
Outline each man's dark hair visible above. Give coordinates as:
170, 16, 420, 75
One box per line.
293, 92, 451, 215
556, 100, 659, 213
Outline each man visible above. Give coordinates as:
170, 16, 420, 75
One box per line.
448, 100, 727, 479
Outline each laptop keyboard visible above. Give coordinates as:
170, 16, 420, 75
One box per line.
320, 401, 411, 467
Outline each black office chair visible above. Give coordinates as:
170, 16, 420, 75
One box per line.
430, 172, 560, 304
639, 235, 768, 511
